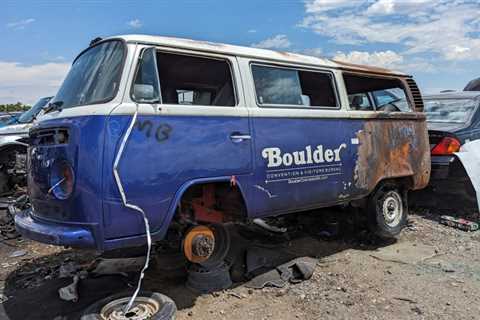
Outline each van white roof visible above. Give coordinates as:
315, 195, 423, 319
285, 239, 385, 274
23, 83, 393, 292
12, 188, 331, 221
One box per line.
109, 34, 408, 77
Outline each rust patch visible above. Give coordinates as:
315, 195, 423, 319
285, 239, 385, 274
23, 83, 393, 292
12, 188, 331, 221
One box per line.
332, 60, 407, 77
354, 119, 430, 192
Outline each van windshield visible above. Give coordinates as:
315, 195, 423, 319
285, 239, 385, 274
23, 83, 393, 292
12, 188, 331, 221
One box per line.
50, 40, 125, 109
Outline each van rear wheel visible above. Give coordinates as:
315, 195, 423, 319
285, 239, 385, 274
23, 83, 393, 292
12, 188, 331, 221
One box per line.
367, 183, 407, 239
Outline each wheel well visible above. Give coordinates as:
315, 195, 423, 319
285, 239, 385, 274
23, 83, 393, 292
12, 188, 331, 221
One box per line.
376, 176, 414, 192
351, 176, 413, 208
175, 182, 248, 225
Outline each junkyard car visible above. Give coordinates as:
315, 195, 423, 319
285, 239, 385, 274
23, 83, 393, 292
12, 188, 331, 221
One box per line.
15, 36, 430, 264
414, 91, 480, 211
0, 112, 21, 126
464, 77, 480, 91
0, 96, 52, 195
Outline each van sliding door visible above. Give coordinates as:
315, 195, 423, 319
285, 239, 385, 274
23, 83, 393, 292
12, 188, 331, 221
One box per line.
246, 63, 355, 216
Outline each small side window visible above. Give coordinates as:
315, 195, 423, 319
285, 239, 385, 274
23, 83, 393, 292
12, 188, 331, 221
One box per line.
252, 64, 338, 108
132, 47, 161, 103
343, 73, 412, 112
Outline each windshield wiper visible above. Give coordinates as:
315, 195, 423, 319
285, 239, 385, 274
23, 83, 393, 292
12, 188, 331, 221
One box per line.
44, 101, 64, 114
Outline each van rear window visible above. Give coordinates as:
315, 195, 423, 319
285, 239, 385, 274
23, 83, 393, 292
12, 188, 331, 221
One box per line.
343, 74, 412, 112
251, 65, 337, 108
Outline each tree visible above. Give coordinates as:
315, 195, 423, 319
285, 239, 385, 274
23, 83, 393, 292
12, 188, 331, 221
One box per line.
0, 102, 31, 113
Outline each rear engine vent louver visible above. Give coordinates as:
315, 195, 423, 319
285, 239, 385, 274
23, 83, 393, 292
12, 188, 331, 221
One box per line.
406, 78, 424, 111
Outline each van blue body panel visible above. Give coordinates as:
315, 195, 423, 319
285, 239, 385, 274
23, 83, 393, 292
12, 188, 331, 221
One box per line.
20, 114, 253, 250
250, 117, 364, 216
19, 112, 366, 250
17, 111, 429, 251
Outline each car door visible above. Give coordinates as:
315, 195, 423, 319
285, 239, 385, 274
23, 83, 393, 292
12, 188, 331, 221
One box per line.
103, 47, 252, 239
241, 61, 356, 216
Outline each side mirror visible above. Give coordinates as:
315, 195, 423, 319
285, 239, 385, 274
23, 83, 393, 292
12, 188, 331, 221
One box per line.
133, 84, 155, 102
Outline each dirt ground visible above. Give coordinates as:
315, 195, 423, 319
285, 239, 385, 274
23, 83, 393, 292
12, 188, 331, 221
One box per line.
1, 209, 480, 320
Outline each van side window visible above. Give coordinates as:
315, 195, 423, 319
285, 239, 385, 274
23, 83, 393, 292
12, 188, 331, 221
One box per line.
132, 47, 161, 102
343, 74, 412, 112
251, 65, 337, 108
156, 52, 236, 106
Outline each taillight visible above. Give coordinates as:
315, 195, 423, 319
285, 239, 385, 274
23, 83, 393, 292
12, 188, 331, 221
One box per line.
49, 160, 75, 199
431, 137, 461, 155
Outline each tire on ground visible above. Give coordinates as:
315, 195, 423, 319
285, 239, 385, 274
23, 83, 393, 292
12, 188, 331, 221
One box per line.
81, 291, 176, 320
367, 182, 408, 239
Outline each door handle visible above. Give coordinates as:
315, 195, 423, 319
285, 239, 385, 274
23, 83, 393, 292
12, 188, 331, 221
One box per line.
230, 133, 252, 143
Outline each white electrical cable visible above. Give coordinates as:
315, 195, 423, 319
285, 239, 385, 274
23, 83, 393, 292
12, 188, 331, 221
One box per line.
112, 104, 152, 314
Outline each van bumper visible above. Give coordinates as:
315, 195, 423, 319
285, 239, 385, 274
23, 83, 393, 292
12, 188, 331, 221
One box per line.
15, 210, 97, 249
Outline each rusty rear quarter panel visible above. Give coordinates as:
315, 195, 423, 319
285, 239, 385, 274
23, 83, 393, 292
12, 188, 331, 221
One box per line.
355, 114, 431, 193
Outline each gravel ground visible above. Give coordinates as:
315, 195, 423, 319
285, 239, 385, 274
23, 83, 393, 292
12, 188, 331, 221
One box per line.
0, 210, 479, 320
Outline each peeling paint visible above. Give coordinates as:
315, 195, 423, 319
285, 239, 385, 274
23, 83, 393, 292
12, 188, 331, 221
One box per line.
254, 184, 278, 199
354, 120, 430, 192
338, 193, 350, 200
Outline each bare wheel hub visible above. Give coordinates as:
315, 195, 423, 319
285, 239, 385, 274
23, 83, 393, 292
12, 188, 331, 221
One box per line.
191, 234, 215, 258
183, 225, 215, 263
382, 191, 403, 227
100, 297, 160, 320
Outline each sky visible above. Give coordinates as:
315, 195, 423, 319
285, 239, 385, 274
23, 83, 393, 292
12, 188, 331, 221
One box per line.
1, 0, 480, 104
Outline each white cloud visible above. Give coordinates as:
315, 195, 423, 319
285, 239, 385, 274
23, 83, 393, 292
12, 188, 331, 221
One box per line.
333, 50, 403, 68
251, 34, 292, 49
127, 19, 142, 29
248, 29, 257, 33
366, 0, 433, 16
305, 0, 357, 13
332, 50, 435, 73
0, 61, 70, 104
301, 0, 480, 61
6, 18, 35, 30
366, 0, 395, 15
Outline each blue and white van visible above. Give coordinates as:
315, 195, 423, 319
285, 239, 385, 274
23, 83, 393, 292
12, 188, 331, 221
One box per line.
16, 35, 430, 263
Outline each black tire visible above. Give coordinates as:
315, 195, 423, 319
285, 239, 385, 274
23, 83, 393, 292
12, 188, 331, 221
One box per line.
367, 183, 408, 239
81, 291, 176, 320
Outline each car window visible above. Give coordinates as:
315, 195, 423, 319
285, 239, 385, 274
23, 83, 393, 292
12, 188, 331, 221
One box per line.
343, 73, 412, 112
176, 89, 213, 105
348, 93, 373, 111
51, 40, 125, 109
424, 99, 477, 123
156, 52, 236, 107
252, 64, 338, 108
132, 47, 161, 102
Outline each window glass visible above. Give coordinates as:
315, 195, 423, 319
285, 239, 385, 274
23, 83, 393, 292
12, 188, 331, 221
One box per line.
373, 88, 409, 111
177, 90, 212, 105
343, 74, 412, 112
348, 93, 373, 111
132, 48, 161, 102
51, 40, 125, 109
156, 52, 235, 106
7, 96, 51, 124
252, 65, 337, 107
424, 99, 477, 123
252, 65, 303, 105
